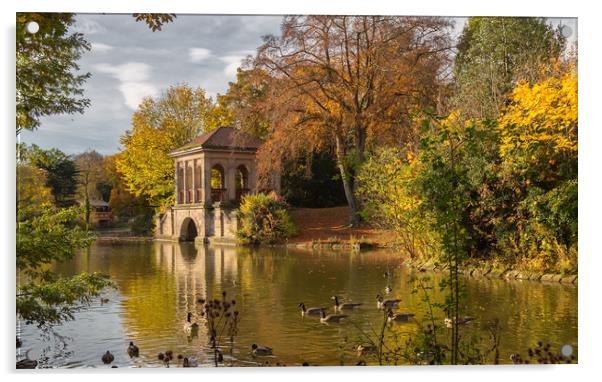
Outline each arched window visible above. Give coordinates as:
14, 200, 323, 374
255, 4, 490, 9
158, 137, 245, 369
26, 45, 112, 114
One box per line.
235, 165, 249, 201
211, 164, 226, 202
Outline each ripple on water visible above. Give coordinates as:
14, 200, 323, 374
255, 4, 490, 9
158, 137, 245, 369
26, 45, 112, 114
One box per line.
18, 242, 578, 367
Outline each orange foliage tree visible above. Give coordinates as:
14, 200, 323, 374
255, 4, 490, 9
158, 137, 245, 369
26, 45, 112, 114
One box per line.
253, 16, 452, 224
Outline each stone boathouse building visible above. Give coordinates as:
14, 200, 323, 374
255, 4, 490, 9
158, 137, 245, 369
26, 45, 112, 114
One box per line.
155, 127, 266, 244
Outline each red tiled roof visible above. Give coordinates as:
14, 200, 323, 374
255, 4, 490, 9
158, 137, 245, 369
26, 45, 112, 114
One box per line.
173, 127, 263, 153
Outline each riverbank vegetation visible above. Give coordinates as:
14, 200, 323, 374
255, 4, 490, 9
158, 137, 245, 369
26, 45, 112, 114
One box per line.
237, 193, 297, 244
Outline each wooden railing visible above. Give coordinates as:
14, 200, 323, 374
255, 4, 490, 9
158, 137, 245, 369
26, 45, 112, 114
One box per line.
211, 188, 227, 203
236, 188, 250, 201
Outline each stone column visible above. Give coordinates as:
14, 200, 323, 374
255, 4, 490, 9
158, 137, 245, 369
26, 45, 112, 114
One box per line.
192, 159, 197, 203
174, 161, 179, 204
183, 160, 188, 204
226, 159, 236, 201
203, 159, 212, 203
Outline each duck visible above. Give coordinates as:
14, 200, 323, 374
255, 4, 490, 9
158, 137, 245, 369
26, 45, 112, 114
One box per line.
127, 341, 139, 358
387, 310, 415, 323
16, 349, 38, 369
251, 343, 273, 356
183, 356, 198, 367
101, 350, 115, 364
376, 294, 401, 309
331, 296, 362, 311
298, 302, 325, 316
319, 310, 348, 324
183, 312, 199, 334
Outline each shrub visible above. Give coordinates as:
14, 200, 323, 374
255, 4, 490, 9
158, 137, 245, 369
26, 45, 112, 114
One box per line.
237, 192, 296, 244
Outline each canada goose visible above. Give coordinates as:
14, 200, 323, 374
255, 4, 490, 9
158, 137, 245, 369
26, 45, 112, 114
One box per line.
443, 308, 475, 328
102, 350, 115, 364
251, 344, 273, 356
319, 310, 348, 324
376, 294, 401, 309
183, 312, 199, 334
127, 341, 139, 358
387, 310, 415, 323
298, 302, 325, 316
183, 356, 198, 367
356, 344, 377, 356
331, 296, 362, 311
384, 285, 393, 294
16, 349, 37, 369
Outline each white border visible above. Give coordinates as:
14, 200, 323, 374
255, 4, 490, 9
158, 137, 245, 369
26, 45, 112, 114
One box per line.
3, 1, 599, 381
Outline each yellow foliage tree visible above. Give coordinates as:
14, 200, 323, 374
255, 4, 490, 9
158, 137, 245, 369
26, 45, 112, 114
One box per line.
498, 62, 577, 186
117, 85, 220, 209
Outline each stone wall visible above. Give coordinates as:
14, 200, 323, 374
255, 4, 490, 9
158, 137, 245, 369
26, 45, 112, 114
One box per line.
155, 204, 240, 243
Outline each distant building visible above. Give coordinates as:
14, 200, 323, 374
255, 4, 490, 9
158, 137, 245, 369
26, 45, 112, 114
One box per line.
155, 127, 277, 244
90, 199, 113, 228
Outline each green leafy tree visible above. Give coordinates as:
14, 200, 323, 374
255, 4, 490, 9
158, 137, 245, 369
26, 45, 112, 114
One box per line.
237, 193, 297, 244
454, 17, 565, 119
17, 164, 110, 327
20, 144, 78, 207
16, 13, 91, 134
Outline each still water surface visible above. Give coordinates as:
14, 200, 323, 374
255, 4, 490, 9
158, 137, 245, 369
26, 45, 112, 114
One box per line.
17, 242, 577, 367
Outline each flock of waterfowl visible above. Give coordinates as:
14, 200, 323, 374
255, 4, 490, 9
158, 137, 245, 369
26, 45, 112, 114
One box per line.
16, 272, 476, 368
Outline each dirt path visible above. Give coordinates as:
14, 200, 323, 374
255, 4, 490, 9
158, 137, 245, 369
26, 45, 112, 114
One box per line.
288, 206, 395, 245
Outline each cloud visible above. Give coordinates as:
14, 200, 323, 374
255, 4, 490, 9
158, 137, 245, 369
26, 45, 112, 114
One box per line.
72, 17, 106, 35
219, 51, 254, 78
93, 62, 159, 109
188, 48, 213, 63
91, 42, 113, 53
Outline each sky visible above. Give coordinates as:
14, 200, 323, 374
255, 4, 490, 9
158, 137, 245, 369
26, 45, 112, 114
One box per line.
18, 14, 577, 156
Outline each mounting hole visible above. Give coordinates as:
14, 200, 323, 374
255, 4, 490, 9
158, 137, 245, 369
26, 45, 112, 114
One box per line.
26, 21, 39, 34
560, 344, 573, 357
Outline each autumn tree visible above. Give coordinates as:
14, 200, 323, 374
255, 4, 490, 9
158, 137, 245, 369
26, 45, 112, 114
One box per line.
254, 16, 452, 224
117, 85, 217, 208
454, 17, 565, 119
74, 150, 106, 229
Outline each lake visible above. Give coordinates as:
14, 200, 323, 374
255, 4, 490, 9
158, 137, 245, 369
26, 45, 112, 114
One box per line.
17, 241, 578, 367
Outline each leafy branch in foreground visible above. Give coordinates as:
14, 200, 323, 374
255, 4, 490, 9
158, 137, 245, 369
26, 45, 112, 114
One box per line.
17, 193, 112, 327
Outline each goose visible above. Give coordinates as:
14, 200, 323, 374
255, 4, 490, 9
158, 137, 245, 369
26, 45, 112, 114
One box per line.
443, 308, 475, 328
16, 349, 37, 369
127, 341, 139, 358
183, 356, 198, 367
183, 312, 199, 334
331, 296, 362, 311
376, 294, 401, 309
101, 298, 109, 304
298, 302, 325, 316
251, 344, 273, 356
101, 350, 115, 364
319, 310, 348, 324
356, 344, 377, 356
384, 285, 393, 294
387, 310, 415, 323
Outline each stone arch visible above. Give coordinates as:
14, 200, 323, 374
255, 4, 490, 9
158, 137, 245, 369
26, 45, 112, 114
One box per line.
211, 163, 226, 202
235, 164, 250, 201
180, 217, 199, 241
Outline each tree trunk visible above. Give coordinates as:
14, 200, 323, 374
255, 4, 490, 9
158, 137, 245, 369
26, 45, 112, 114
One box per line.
335, 134, 360, 226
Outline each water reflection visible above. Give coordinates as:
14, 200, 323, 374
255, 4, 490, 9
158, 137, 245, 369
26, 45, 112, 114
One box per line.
18, 242, 578, 368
